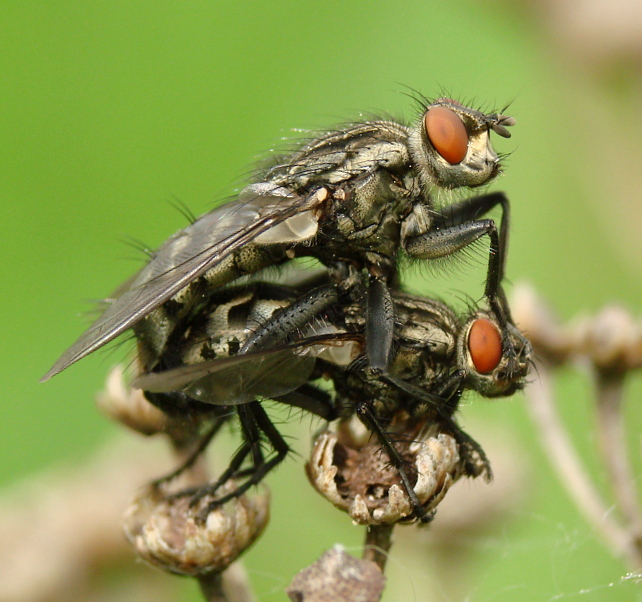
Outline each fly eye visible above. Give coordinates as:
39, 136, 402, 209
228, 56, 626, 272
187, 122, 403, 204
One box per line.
468, 318, 502, 374
424, 106, 468, 165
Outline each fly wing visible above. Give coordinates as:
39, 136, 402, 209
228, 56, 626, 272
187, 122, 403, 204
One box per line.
132, 333, 359, 405
144, 349, 316, 405
42, 186, 326, 381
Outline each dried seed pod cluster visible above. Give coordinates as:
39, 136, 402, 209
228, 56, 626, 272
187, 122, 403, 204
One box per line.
123, 482, 270, 576
307, 416, 472, 525
513, 283, 642, 374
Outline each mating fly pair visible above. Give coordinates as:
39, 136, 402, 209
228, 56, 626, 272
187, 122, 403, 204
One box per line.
43, 95, 528, 521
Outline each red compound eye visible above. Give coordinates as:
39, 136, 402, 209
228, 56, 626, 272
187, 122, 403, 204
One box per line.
468, 318, 502, 374
424, 106, 468, 164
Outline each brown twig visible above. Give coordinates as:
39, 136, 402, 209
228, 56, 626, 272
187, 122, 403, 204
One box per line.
198, 572, 228, 602
525, 363, 638, 565
594, 370, 642, 561
363, 524, 395, 572
515, 285, 642, 569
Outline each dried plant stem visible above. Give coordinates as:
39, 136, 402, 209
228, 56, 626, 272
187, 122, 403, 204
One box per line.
198, 572, 228, 602
525, 362, 640, 567
594, 371, 642, 560
218, 564, 258, 602
197, 567, 258, 602
363, 524, 395, 571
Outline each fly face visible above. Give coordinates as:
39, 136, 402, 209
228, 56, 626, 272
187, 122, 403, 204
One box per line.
457, 312, 532, 397
407, 98, 513, 190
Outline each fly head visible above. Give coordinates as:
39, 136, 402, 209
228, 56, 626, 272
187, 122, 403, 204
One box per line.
407, 98, 514, 191
457, 310, 532, 397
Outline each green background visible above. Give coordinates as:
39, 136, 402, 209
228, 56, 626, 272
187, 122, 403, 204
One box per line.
3, 1, 641, 600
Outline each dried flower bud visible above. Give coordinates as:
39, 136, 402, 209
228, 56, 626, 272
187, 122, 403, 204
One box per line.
123, 482, 270, 576
97, 365, 206, 449
97, 365, 169, 436
287, 545, 385, 602
570, 305, 642, 373
306, 416, 465, 525
511, 283, 570, 364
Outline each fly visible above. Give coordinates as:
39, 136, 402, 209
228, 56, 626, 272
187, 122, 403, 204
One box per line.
42, 96, 517, 383
132, 275, 532, 521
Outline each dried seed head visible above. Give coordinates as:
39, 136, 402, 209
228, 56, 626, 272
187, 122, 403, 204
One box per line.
511, 283, 571, 364
287, 545, 385, 602
512, 284, 642, 375
570, 305, 642, 373
306, 416, 464, 525
97, 365, 206, 448
123, 482, 270, 576
97, 365, 169, 436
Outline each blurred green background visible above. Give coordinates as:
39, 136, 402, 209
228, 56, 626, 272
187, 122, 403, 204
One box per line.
3, 1, 642, 600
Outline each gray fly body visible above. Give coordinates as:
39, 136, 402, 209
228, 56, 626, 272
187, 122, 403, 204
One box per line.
135, 283, 530, 409
131, 276, 532, 519
43, 97, 516, 382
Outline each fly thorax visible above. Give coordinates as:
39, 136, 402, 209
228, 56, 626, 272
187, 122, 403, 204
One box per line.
349, 171, 410, 227
400, 202, 433, 242
329, 171, 407, 258
388, 347, 425, 381
393, 295, 459, 355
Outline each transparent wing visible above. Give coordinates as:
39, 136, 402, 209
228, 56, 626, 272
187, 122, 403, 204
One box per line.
42, 186, 325, 381
132, 333, 360, 406
142, 349, 316, 405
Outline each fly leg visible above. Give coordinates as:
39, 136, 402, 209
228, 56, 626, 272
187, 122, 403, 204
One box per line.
366, 278, 395, 371
363, 279, 437, 520
179, 385, 336, 516
142, 389, 237, 487
199, 401, 290, 516
354, 398, 432, 523
404, 192, 521, 376
205, 386, 336, 503
150, 413, 231, 488
274, 383, 338, 421
380, 371, 492, 480
364, 290, 492, 482
357, 279, 492, 516
166, 401, 267, 507
433, 191, 511, 315
182, 401, 272, 511
239, 284, 339, 353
